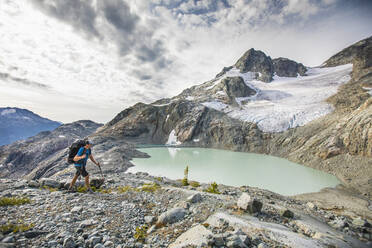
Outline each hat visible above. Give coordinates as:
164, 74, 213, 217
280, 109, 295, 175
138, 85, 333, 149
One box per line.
85, 140, 92, 145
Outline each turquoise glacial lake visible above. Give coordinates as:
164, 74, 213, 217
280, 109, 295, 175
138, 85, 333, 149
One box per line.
128, 147, 340, 196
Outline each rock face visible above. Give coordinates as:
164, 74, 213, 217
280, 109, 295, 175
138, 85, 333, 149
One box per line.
213, 77, 256, 104
234, 48, 274, 82
272, 57, 307, 77
0, 107, 61, 146
322, 36, 371, 68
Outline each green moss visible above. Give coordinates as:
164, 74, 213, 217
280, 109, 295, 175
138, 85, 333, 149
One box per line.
42, 185, 58, 192
0, 222, 34, 234
155, 177, 163, 182
0, 197, 31, 206
204, 182, 221, 194
134, 224, 148, 242
139, 182, 160, 193
117, 185, 137, 193
76, 186, 88, 193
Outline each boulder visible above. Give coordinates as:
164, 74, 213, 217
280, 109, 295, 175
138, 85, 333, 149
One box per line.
187, 193, 202, 203
27, 180, 40, 188
156, 208, 187, 226
63, 236, 75, 248
280, 209, 294, 219
40, 178, 61, 189
237, 193, 262, 213
169, 224, 212, 248
144, 216, 156, 224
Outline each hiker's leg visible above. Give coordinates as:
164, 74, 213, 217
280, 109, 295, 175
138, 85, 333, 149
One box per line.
69, 174, 79, 189
84, 175, 91, 189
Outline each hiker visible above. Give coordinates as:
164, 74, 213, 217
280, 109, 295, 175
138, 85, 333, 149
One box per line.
68, 140, 101, 193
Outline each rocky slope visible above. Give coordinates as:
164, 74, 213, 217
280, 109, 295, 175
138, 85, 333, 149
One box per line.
0, 107, 61, 146
0, 172, 370, 247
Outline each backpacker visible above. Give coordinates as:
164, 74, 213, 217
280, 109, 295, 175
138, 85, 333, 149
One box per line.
67, 139, 86, 164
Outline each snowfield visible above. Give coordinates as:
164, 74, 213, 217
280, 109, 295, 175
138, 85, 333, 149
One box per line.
201, 64, 352, 133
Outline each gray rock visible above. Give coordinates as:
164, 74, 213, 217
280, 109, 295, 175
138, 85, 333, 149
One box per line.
63, 236, 75, 248
280, 209, 294, 219
237, 193, 262, 213
94, 244, 104, 248
169, 224, 212, 248
306, 202, 316, 210
79, 219, 97, 228
71, 206, 83, 213
226, 234, 248, 248
104, 241, 114, 247
187, 193, 202, 203
27, 180, 40, 188
24, 230, 48, 239
144, 216, 156, 224
352, 217, 368, 227
48, 241, 58, 247
40, 178, 61, 189
257, 243, 268, 248
329, 219, 348, 229
2, 236, 15, 243
89, 236, 102, 247
157, 208, 187, 225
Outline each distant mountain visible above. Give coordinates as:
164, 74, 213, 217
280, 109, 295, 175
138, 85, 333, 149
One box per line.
0, 107, 61, 146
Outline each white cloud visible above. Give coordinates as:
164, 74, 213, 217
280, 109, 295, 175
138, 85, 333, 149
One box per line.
0, 0, 371, 124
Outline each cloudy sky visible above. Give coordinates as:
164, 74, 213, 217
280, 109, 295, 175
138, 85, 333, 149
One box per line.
0, 0, 371, 123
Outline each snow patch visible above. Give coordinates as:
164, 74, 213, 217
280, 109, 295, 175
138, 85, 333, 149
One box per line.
1, 109, 16, 115
58, 135, 65, 138
201, 64, 352, 133
201, 101, 228, 111
185, 96, 194, 101
193, 138, 200, 142
166, 129, 182, 146
165, 114, 170, 122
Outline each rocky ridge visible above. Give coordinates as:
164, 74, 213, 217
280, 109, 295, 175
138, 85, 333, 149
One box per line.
0, 171, 371, 247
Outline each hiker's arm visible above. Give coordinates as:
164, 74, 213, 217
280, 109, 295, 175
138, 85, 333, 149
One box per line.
89, 155, 100, 166
73, 153, 86, 162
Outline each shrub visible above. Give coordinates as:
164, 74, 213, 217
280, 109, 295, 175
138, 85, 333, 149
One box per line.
134, 224, 148, 242
155, 177, 163, 182
139, 182, 160, 193
0, 197, 31, 206
204, 182, 221, 194
182, 166, 189, 186
189, 181, 200, 188
117, 185, 137, 193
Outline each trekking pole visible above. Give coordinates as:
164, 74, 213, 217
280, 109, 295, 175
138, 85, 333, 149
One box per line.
98, 164, 104, 180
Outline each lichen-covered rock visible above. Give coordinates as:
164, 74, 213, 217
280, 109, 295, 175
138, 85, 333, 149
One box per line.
157, 207, 187, 226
